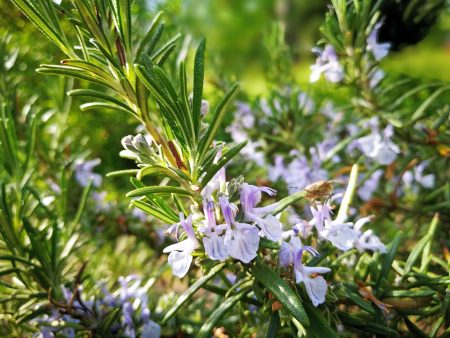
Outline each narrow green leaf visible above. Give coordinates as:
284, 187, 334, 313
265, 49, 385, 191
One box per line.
106, 169, 139, 177
192, 39, 206, 137
402, 234, 432, 279
411, 85, 450, 122
336, 164, 358, 222
265, 312, 280, 338
131, 200, 178, 224
80, 102, 138, 118
162, 263, 226, 324
126, 186, 193, 198
68, 89, 131, 111
420, 213, 439, 272
72, 180, 92, 225
377, 231, 403, 287
303, 302, 339, 338
200, 141, 246, 186
252, 261, 309, 326
197, 83, 239, 160
196, 289, 250, 338
338, 312, 397, 336
135, 12, 164, 60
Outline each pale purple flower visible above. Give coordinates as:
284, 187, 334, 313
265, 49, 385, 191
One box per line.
279, 235, 303, 267
74, 158, 102, 187
321, 219, 359, 251
281, 152, 329, 193
355, 229, 387, 253
282, 219, 313, 240
163, 214, 199, 278
199, 201, 228, 261
240, 183, 282, 241
367, 22, 390, 61
358, 169, 383, 201
352, 119, 399, 165
309, 202, 381, 252
293, 249, 331, 306
218, 196, 259, 263
309, 202, 333, 232
310, 45, 344, 83
92, 191, 111, 212
353, 216, 386, 253
240, 140, 266, 167
403, 161, 435, 192
236, 102, 256, 129
279, 230, 329, 305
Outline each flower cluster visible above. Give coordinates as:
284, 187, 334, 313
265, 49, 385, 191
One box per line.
301, 200, 386, 253
349, 117, 399, 166
310, 20, 390, 85
33, 276, 160, 338
164, 180, 282, 278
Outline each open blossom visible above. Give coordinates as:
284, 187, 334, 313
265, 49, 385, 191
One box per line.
367, 22, 391, 61
163, 214, 199, 278
279, 234, 330, 306
240, 183, 282, 241
269, 151, 328, 194
219, 196, 259, 263
321, 219, 361, 251
309, 201, 385, 252
351, 118, 399, 165
199, 201, 228, 261
294, 249, 331, 306
310, 45, 344, 83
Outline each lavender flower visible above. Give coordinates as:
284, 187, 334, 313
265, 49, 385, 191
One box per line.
352, 118, 399, 165
279, 235, 302, 268
163, 214, 199, 278
275, 152, 328, 194
367, 22, 391, 61
310, 45, 344, 83
279, 233, 330, 306
240, 183, 282, 242
293, 249, 331, 306
219, 196, 260, 263
199, 201, 228, 261
309, 201, 385, 252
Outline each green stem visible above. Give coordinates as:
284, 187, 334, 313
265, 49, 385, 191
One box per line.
336, 164, 358, 222
268, 190, 307, 217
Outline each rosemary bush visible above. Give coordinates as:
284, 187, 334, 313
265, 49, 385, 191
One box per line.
0, 0, 449, 337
